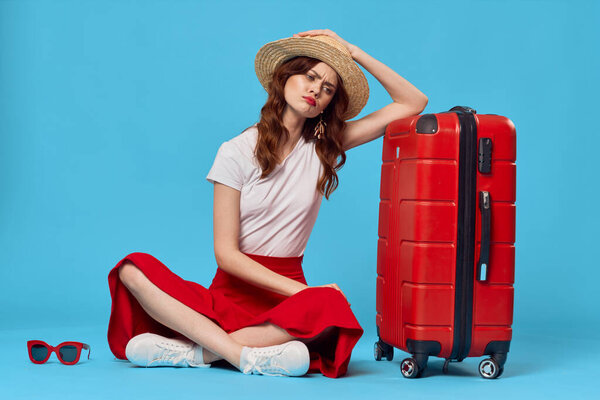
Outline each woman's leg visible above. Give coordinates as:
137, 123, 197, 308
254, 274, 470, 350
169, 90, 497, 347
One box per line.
221, 324, 335, 363
118, 262, 297, 366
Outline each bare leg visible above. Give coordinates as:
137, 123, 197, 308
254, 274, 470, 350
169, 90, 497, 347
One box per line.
209, 323, 336, 363
118, 263, 301, 367
201, 323, 298, 363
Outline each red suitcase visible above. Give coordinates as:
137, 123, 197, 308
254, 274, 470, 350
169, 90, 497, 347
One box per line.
374, 106, 516, 379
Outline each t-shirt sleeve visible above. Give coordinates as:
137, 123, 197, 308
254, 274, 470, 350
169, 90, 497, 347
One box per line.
206, 141, 246, 191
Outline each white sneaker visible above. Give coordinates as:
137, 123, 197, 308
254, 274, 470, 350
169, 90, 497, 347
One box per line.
239, 341, 310, 377
125, 333, 210, 368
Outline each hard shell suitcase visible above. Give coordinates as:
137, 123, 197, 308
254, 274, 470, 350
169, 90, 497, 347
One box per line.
374, 106, 516, 378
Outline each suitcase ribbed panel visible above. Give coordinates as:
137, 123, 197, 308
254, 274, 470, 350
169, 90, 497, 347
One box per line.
376, 119, 408, 347
377, 114, 461, 357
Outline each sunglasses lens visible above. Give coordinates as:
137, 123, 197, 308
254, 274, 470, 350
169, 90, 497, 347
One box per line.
31, 344, 49, 361
59, 345, 78, 362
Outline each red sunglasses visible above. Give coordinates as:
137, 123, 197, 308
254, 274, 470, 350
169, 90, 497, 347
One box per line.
27, 340, 91, 365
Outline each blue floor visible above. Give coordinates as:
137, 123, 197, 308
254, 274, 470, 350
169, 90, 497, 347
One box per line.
5, 323, 598, 399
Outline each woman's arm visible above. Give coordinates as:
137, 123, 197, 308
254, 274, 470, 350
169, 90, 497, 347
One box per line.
294, 29, 429, 151
212, 182, 308, 297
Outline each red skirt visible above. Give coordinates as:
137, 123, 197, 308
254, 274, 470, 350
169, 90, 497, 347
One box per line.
107, 252, 363, 378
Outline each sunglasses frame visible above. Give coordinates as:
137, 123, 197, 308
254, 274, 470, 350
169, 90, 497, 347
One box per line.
27, 340, 91, 365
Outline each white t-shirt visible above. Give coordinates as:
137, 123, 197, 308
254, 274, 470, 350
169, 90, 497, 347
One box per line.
206, 124, 324, 257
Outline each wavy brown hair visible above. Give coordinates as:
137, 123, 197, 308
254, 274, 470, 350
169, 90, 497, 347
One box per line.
253, 56, 349, 200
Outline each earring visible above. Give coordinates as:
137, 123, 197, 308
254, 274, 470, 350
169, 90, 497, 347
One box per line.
313, 111, 327, 140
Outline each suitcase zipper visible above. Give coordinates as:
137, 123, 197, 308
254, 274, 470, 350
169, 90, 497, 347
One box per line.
450, 108, 477, 361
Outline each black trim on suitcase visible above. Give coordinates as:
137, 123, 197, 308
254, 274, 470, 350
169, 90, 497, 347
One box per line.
406, 339, 442, 374
484, 340, 510, 368
478, 138, 493, 173
416, 114, 438, 134
449, 106, 478, 362
406, 339, 441, 357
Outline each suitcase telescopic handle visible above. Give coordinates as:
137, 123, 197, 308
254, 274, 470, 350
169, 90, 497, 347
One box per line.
477, 191, 491, 281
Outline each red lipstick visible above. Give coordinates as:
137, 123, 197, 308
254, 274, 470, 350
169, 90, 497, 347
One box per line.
303, 96, 316, 106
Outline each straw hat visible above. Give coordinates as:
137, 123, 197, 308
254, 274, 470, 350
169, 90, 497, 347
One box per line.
255, 35, 369, 120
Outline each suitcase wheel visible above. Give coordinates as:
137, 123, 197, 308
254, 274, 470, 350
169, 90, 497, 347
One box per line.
374, 342, 383, 361
478, 358, 502, 379
373, 341, 394, 362
400, 358, 420, 378
442, 359, 451, 374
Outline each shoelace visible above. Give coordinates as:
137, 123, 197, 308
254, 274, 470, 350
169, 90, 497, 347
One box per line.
149, 341, 194, 367
242, 347, 292, 377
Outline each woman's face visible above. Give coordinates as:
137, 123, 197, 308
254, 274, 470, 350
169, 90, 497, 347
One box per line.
283, 62, 338, 119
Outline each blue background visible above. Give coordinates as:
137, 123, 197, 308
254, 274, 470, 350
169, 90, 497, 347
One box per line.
1, 0, 598, 398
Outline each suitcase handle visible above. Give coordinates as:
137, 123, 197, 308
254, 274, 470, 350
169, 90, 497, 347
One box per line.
477, 191, 491, 281
449, 105, 477, 114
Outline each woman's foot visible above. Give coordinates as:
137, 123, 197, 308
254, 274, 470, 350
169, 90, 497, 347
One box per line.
239, 341, 310, 377
125, 333, 211, 368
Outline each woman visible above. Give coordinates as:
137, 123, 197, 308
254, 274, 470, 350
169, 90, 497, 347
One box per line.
107, 29, 428, 378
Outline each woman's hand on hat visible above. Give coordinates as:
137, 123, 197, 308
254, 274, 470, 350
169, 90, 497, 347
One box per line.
293, 29, 357, 59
